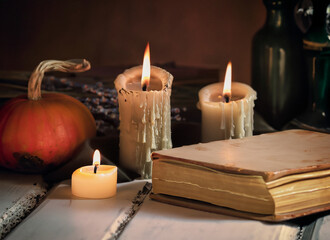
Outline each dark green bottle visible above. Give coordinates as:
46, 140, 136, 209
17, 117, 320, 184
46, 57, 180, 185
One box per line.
304, 50, 330, 132
252, 0, 308, 130
294, 0, 330, 132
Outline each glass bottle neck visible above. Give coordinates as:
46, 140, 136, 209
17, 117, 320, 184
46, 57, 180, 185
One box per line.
265, 8, 288, 28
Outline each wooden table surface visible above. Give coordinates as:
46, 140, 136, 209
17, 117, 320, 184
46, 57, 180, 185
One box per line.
1, 173, 329, 240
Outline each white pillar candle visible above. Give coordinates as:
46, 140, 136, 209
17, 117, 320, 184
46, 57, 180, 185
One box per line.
198, 63, 257, 142
114, 65, 173, 179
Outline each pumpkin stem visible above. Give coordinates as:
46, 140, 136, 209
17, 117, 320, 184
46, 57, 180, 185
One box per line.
28, 59, 91, 100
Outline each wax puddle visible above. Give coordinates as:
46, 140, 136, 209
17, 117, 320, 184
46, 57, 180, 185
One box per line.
101, 182, 152, 240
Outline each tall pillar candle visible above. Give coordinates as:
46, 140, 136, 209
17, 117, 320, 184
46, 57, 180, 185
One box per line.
114, 65, 173, 179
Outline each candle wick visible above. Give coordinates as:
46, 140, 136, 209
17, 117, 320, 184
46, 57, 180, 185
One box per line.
224, 94, 230, 103
94, 164, 99, 174
142, 84, 147, 91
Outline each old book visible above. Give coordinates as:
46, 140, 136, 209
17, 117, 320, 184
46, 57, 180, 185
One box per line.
150, 130, 330, 222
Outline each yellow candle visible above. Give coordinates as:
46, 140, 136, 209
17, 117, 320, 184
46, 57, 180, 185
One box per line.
71, 150, 117, 199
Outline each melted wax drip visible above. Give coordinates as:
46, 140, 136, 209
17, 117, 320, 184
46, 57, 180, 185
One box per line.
218, 97, 255, 139
118, 89, 172, 179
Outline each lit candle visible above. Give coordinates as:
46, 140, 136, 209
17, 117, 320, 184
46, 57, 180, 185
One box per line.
198, 62, 257, 142
114, 43, 173, 179
71, 149, 117, 198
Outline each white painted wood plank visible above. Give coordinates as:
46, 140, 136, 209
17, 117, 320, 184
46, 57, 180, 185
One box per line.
101, 182, 152, 240
312, 214, 330, 240
120, 197, 300, 240
6, 180, 147, 240
0, 171, 45, 216
0, 170, 47, 239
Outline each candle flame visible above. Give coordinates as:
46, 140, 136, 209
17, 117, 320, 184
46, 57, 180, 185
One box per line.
93, 149, 101, 166
141, 42, 150, 91
222, 61, 232, 102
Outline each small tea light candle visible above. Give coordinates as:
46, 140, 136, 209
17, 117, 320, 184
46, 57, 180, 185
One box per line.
71, 149, 117, 199
114, 43, 173, 179
198, 62, 257, 142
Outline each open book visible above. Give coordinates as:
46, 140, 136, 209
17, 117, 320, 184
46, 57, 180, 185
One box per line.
150, 130, 330, 222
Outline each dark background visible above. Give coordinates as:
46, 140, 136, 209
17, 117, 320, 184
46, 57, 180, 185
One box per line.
0, 0, 265, 84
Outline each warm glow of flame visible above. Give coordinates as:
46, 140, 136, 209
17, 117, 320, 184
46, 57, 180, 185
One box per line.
222, 61, 232, 100
141, 42, 150, 90
93, 149, 101, 166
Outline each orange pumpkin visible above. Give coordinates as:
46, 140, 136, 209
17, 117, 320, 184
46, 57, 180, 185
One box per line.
0, 59, 96, 172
